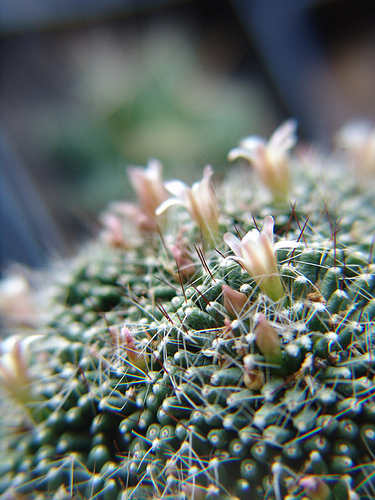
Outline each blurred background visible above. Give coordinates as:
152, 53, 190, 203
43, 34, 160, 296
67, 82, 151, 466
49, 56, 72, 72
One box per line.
1, 0, 375, 273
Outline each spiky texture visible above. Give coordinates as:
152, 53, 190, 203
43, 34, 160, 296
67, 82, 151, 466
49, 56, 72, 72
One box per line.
1, 122, 375, 500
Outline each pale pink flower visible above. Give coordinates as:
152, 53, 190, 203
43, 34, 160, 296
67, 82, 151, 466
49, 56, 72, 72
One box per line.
156, 166, 219, 242
224, 215, 295, 301
0, 337, 33, 407
106, 159, 169, 233
228, 120, 297, 201
127, 159, 169, 218
335, 120, 375, 176
0, 274, 37, 328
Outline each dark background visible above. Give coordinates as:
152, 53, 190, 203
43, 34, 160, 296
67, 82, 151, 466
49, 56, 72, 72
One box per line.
1, 0, 375, 272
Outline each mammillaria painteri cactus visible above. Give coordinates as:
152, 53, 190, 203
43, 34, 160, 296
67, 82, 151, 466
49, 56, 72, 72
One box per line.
0, 120, 375, 500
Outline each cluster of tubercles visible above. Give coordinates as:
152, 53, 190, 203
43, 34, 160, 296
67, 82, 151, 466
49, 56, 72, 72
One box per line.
0, 120, 375, 500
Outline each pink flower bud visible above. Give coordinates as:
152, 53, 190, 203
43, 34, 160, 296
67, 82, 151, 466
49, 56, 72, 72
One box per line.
100, 213, 128, 248
222, 284, 248, 317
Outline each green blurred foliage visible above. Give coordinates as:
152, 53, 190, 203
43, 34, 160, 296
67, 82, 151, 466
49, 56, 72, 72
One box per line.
48, 27, 276, 214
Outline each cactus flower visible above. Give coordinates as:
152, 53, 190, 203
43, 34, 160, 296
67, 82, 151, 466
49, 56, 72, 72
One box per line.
228, 119, 297, 201
0, 337, 33, 407
156, 166, 219, 242
335, 120, 375, 176
128, 159, 170, 218
224, 215, 285, 301
109, 159, 169, 232
2, 122, 375, 500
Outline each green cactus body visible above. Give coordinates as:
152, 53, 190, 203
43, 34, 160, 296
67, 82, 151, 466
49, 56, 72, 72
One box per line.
1, 120, 375, 500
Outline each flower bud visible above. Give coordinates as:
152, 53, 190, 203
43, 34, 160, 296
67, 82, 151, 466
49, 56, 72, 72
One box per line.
222, 284, 248, 317
254, 314, 282, 367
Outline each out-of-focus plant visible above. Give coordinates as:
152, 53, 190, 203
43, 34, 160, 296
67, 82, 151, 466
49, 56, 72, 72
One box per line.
48, 27, 276, 215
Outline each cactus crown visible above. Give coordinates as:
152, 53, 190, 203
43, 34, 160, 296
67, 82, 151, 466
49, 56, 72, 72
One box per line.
1, 121, 375, 500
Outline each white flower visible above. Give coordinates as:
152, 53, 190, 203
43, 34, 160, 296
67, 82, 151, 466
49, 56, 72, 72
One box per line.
0, 337, 30, 390
156, 166, 219, 242
0, 336, 39, 413
224, 215, 294, 301
228, 120, 297, 201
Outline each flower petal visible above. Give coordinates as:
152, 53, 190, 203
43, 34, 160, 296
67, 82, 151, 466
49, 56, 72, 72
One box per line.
164, 180, 189, 198
268, 119, 297, 152
239, 136, 266, 151
155, 197, 185, 216
242, 228, 261, 246
223, 232, 243, 259
261, 215, 275, 245
228, 147, 255, 162
258, 232, 278, 274
274, 240, 301, 250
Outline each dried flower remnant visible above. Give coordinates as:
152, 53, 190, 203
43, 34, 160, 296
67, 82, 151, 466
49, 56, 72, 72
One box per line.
298, 475, 331, 500
228, 119, 297, 201
156, 166, 219, 243
224, 215, 286, 301
243, 354, 264, 390
120, 325, 147, 370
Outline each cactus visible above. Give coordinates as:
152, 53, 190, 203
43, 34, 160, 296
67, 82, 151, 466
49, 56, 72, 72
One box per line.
0, 120, 375, 500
